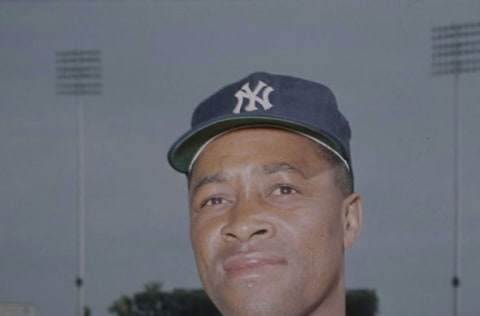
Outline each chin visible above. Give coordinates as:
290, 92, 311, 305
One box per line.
219, 301, 281, 316
213, 287, 297, 316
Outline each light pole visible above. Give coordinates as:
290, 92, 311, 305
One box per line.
56, 49, 102, 316
431, 21, 480, 316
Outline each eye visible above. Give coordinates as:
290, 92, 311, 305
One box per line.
202, 196, 225, 207
272, 185, 298, 196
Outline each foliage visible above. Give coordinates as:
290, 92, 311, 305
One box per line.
346, 289, 378, 316
108, 282, 220, 316
109, 283, 377, 316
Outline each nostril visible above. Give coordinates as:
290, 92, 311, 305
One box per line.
225, 232, 236, 239
255, 229, 268, 235
221, 220, 275, 242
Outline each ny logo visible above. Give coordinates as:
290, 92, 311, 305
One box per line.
233, 80, 274, 114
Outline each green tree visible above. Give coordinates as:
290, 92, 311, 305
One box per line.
108, 296, 134, 316
109, 283, 377, 316
346, 289, 378, 316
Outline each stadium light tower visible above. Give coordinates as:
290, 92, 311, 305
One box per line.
431, 21, 480, 316
56, 49, 102, 316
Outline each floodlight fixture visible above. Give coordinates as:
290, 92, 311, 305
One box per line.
431, 21, 480, 316
55, 49, 103, 316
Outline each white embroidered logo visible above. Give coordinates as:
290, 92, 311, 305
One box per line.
233, 80, 274, 114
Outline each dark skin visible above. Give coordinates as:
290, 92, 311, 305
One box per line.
188, 127, 362, 316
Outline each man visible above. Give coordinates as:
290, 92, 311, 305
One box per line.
167, 72, 362, 316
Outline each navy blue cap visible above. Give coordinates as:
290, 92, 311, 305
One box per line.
167, 72, 352, 179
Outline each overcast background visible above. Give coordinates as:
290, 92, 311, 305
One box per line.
1, 1, 479, 315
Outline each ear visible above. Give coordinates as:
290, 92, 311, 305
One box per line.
342, 193, 362, 249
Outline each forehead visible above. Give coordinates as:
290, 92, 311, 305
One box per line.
189, 127, 329, 180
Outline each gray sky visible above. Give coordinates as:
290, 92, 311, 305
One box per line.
1, 1, 479, 315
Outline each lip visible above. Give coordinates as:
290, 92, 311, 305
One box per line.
223, 252, 286, 277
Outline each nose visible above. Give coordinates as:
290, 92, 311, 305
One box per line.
221, 197, 275, 242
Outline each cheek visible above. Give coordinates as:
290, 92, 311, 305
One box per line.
190, 220, 210, 261
190, 224, 212, 289
291, 209, 344, 271
190, 216, 222, 270
190, 217, 229, 299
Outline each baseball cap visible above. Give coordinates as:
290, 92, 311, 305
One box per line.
167, 72, 353, 181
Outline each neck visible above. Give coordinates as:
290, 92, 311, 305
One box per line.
309, 267, 346, 316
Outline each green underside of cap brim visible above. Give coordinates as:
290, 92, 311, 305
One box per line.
168, 116, 343, 174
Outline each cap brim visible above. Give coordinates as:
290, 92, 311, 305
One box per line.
168, 115, 346, 174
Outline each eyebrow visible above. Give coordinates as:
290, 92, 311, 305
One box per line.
189, 172, 227, 195
190, 162, 308, 195
259, 162, 308, 178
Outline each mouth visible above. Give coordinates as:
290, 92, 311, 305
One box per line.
222, 252, 287, 278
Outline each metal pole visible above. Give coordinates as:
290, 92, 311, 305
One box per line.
76, 98, 86, 316
452, 72, 461, 316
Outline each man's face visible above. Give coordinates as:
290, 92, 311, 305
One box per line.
188, 128, 361, 316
